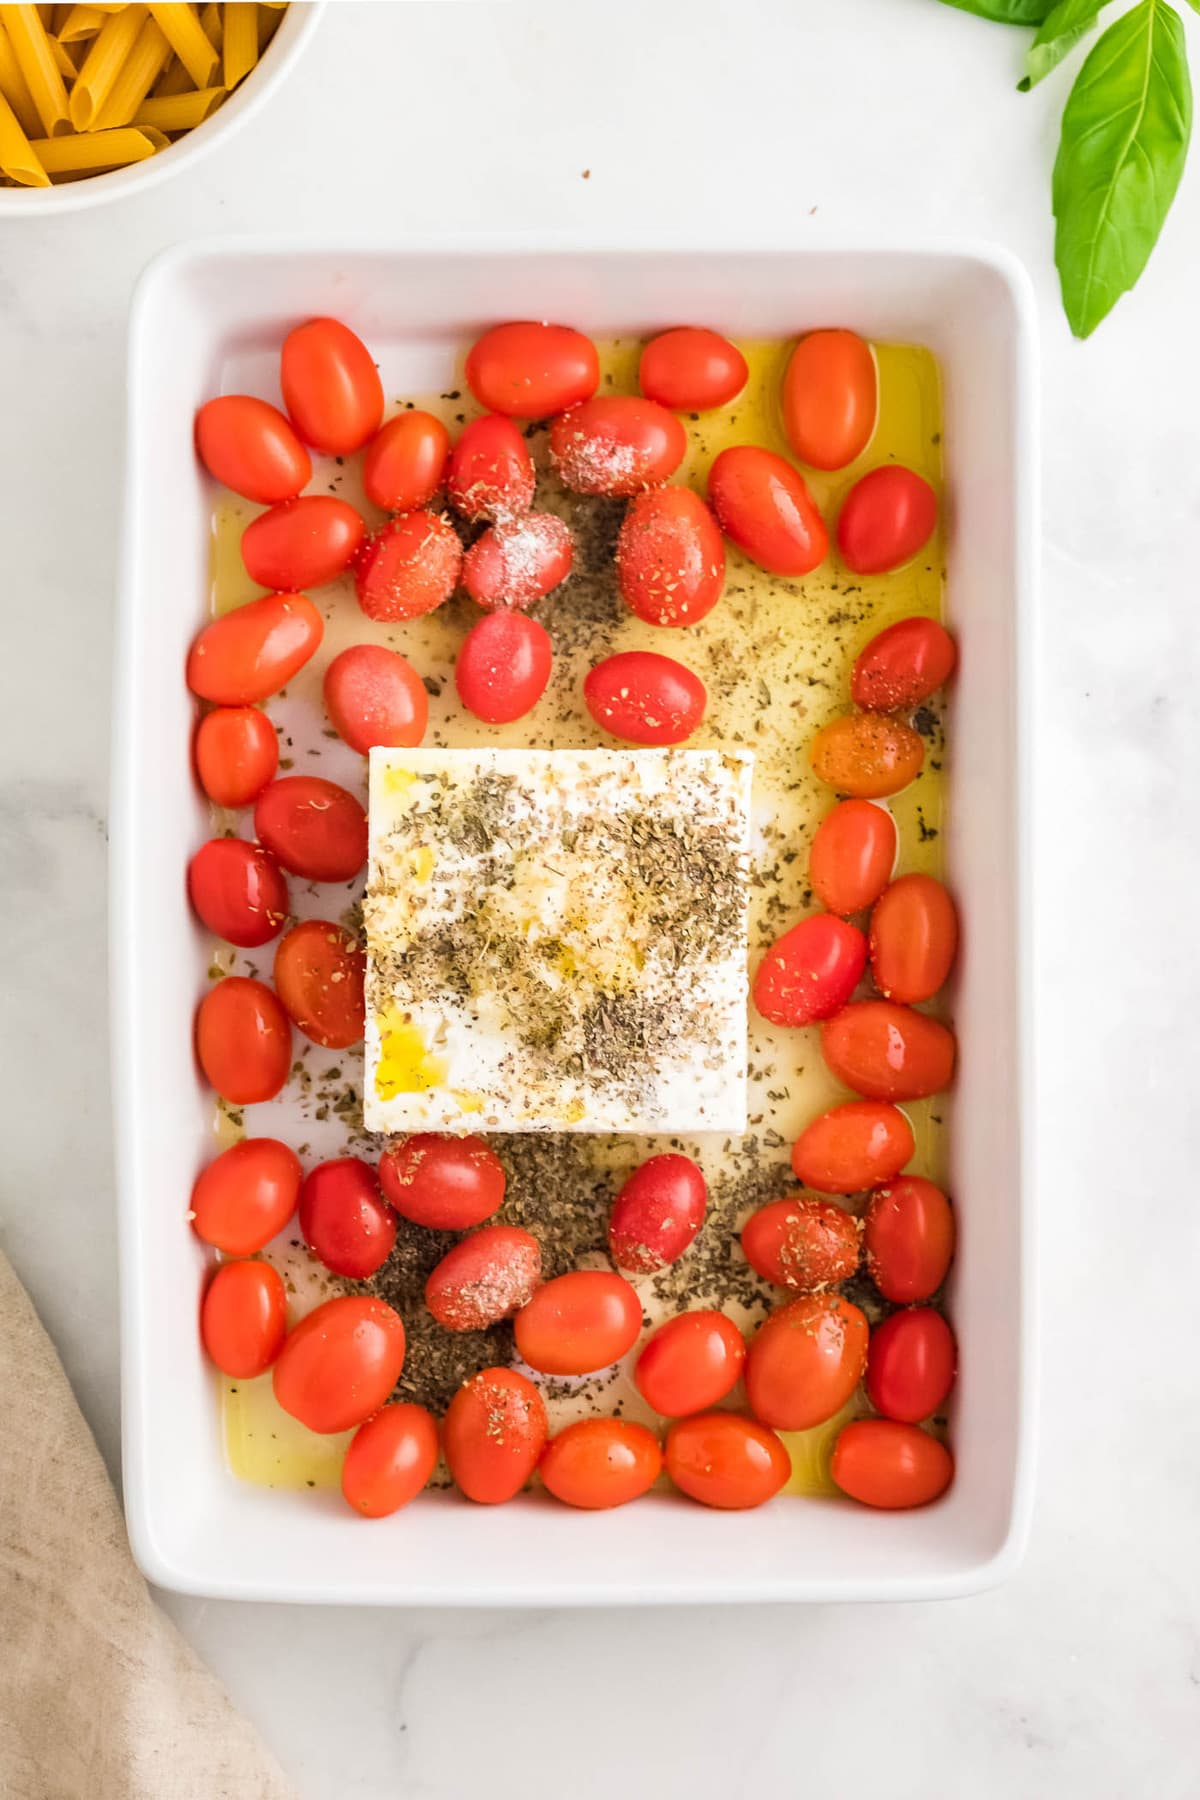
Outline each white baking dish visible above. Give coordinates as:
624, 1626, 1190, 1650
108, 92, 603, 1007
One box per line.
112, 238, 1038, 1604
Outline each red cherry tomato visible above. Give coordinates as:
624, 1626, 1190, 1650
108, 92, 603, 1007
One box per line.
254, 776, 367, 882
201, 1259, 288, 1378
838, 467, 938, 575
465, 322, 600, 419
342, 1403, 440, 1517
363, 411, 450, 513
355, 511, 462, 622
639, 327, 747, 412
540, 1418, 663, 1510
195, 976, 291, 1104
273, 1294, 405, 1434
191, 1138, 301, 1256
822, 1001, 956, 1102
425, 1225, 542, 1332
514, 1270, 642, 1376
831, 1418, 953, 1509
378, 1134, 506, 1230
863, 1176, 955, 1304
741, 1196, 860, 1292
194, 706, 279, 809
550, 396, 686, 496
323, 644, 428, 754
187, 838, 288, 948
195, 395, 311, 504
810, 712, 924, 799
443, 1366, 548, 1503
634, 1311, 745, 1417
463, 512, 574, 609
809, 799, 896, 917
186, 593, 322, 706
745, 1293, 869, 1431
870, 874, 958, 1004
792, 1101, 915, 1195
240, 496, 365, 591
665, 1412, 790, 1510
851, 616, 957, 711
280, 317, 383, 454
608, 1152, 707, 1273
447, 414, 536, 522
455, 609, 552, 723
298, 1157, 397, 1280
616, 486, 725, 627
273, 919, 365, 1049
867, 1307, 957, 1423
584, 650, 706, 746
752, 914, 867, 1028
782, 330, 877, 470
708, 445, 827, 576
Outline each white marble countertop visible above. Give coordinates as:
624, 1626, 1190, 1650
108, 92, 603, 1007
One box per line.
2, 0, 1198, 1793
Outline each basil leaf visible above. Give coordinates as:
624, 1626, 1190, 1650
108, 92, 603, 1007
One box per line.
1019, 0, 1109, 89
938, 0, 1055, 22
1053, 0, 1192, 337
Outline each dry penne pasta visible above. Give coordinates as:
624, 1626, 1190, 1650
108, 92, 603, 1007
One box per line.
221, 1, 254, 87
0, 84, 48, 182
69, 2, 141, 127
0, 23, 43, 134
29, 120, 163, 169
46, 27, 77, 76
36, 3, 55, 25
146, 2, 217, 85
93, 14, 170, 125
199, 0, 222, 47
57, 6, 107, 44
132, 79, 220, 128
255, 3, 279, 51
4, 4, 72, 135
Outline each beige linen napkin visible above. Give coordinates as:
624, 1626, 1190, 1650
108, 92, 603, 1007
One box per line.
0, 1248, 295, 1800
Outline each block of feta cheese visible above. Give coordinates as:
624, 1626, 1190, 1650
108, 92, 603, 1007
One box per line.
363, 746, 752, 1135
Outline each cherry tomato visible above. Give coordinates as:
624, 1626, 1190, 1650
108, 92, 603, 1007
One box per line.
782, 330, 877, 470
607, 1152, 707, 1273
550, 397, 687, 496
863, 1176, 955, 1304
867, 1307, 956, 1423
708, 446, 827, 576
463, 512, 574, 609
342, 1403, 440, 1517
465, 322, 599, 419
752, 914, 867, 1028
851, 616, 957, 711
200, 1259, 288, 1378
447, 414, 536, 521
639, 327, 747, 412
443, 1366, 548, 1504
240, 496, 365, 591
616, 485, 725, 626
745, 1293, 869, 1431
191, 1138, 301, 1256
355, 511, 462, 622
187, 838, 287, 949
741, 1196, 860, 1292
323, 644, 428, 754
809, 799, 896, 916
273, 1294, 405, 1434
838, 467, 938, 575
455, 610, 552, 723
280, 317, 383, 454
298, 1157, 397, 1280
830, 1418, 953, 1509
540, 1418, 663, 1510
810, 712, 924, 799
378, 1134, 506, 1230
870, 874, 958, 1004
514, 1270, 642, 1376
791, 1100, 914, 1195
195, 976, 291, 1104
822, 1001, 956, 1102
194, 706, 279, 808
195, 395, 311, 504
665, 1412, 790, 1510
186, 593, 323, 706
634, 1311, 745, 1417
363, 411, 450, 513
273, 919, 365, 1049
254, 776, 367, 881
584, 650, 706, 746
425, 1225, 542, 1332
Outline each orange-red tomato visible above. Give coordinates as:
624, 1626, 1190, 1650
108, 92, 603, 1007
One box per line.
810, 712, 924, 799
639, 327, 748, 412
298, 1157, 397, 1280
363, 411, 450, 513
191, 1138, 301, 1256
378, 1134, 506, 1230
254, 776, 367, 882
851, 616, 957, 711
607, 1152, 707, 1273
870, 874, 958, 1004
616, 485, 725, 627
443, 1366, 548, 1503
514, 1270, 642, 1376
186, 592, 322, 706
635, 1311, 745, 1417
195, 395, 311, 503
584, 650, 707, 746
447, 414, 536, 521
240, 496, 365, 591
752, 914, 867, 1027
194, 706, 279, 808
665, 1412, 790, 1510
463, 512, 574, 609
782, 330, 877, 470
867, 1307, 957, 1423
822, 1001, 956, 1102
830, 1418, 953, 1509
540, 1418, 663, 1510
465, 322, 599, 419
792, 1100, 915, 1195
195, 976, 291, 1104
355, 511, 462, 621
745, 1293, 869, 1430
323, 644, 428, 754
187, 838, 288, 948
280, 317, 383, 454
200, 1259, 288, 1378
342, 1404, 440, 1517
425, 1225, 542, 1332
708, 445, 827, 576
863, 1176, 955, 1304
838, 467, 938, 575
550, 396, 687, 496
273, 919, 365, 1049
741, 1195, 860, 1292
809, 799, 896, 917
273, 1294, 405, 1434
455, 609, 552, 723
